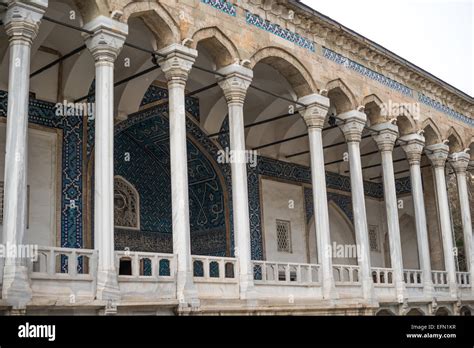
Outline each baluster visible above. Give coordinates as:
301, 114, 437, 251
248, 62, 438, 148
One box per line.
132, 252, 139, 277
48, 249, 55, 275
203, 258, 210, 279
219, 259, 225, 280
285, 264, 290, 283
70, 251, 77, 276
153, 255, 158, 278
261, 263, 266, 282
273, 263, 278, 282
296, 265, 302, 283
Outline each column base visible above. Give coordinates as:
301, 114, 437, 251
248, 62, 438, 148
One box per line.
395, 281, 407, 303
361, 278, 375, 304
96, 269, 120, 302
2, 264, 32, 309
239, 273, 257, 304
176, 270, 200, 310
322, 274, 339, 300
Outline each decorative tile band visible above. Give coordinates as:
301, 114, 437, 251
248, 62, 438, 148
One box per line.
323, 47, 472, 127
418, 93, 474, 127
323, 47, 413, 97
246, 11, 315, 52
201, 0, 236, 17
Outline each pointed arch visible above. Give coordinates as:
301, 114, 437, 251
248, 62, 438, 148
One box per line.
250, 46, 317, 98
191, 27, 240, 68
122, 1, 180, 49
361, 94, 385, 125
445, 127, 464, 153
326, 79, 358, 114
421, 118, 442, 145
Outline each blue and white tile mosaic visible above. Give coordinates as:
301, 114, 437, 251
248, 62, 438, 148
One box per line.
323, 47, 413, 97
201, 0, 236, 17
246, 11, 315, 52
418, 93, 473, 127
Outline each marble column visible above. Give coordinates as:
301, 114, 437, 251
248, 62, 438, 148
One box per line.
338, 110, 374, 301
298, 93, 337, 300
449, 151, 473, 294
400, 133, 433, 296
158, 44, 199, 307
426, 143, 458, 298
217, 63, 256, 300
83, 16, 127, 301
1, 0, 47, 309
372, 122, 406, 300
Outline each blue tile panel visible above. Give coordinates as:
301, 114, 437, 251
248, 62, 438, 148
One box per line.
323, 47, 413, 97
418, 93, 474, 127
323, 47, 472, 127
201, 0, 236, 17
246, 11, 315, 52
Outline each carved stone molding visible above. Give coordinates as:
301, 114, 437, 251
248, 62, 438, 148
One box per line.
217, 63, 253, 105
400, 133, 425, 165
297, 93, 330, 129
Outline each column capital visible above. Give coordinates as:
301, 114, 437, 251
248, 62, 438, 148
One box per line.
449, 151, 470, 174
83, 15, 128, 64
400, 133, 425, 165
371, 121, 399, 152
4, 0, 47, 44
297, 93, 330, 129
158, 43, 197, 84
338, 110, 367, 143
217, 63, 253, 105
426, 143, 449, 168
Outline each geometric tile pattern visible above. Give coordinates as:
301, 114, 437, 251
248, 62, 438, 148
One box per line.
323, 47, 413, 97
114, 105, 227, 255
246, 12, 315, 52
201, 0, 236, 17
418, 93, 473, 127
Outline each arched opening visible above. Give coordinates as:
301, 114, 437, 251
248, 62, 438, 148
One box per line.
460, 306, 472, 316
376, 309, 396, 316
113, 108, 230, 257
435, 307, 451, 316
406, 308, 424, 316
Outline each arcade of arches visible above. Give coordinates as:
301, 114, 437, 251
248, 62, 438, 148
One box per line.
0, 0, 472, 315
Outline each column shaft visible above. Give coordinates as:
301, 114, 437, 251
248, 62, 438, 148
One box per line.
427, 144, 457, 297
158, 44, 199, 306
372, 122, 405, 299
217, 63, 255, 300
298, 93, 336, 300
84, 16, 128, 302
449, 152, 473, 294
409, 163, 433, 293
2, 0, 47, 309
338, 110, 374, 301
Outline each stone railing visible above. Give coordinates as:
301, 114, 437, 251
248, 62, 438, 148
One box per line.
403, 269, 423, 287
432, 270, 449, 287
31, 246, 97, 279
115, 250, 176, 280
252, 261, 320, 285
192, 255, 238, 283
371, 267, 394, 287
456, 272, 471, 288
333, 265, 360, 285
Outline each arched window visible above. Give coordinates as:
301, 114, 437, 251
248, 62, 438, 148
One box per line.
114, 176, 140, 230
